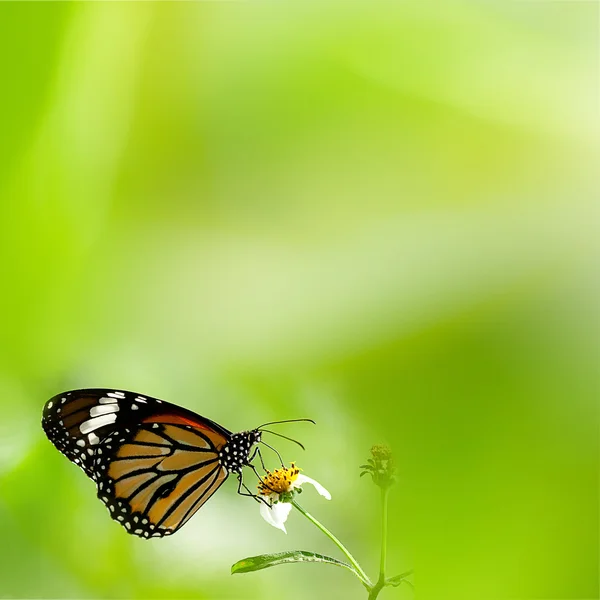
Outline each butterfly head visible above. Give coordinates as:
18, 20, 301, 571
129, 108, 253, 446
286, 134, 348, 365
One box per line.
250, 429, 262, 445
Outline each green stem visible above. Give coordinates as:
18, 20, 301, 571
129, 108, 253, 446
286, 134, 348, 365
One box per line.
367, 487, 390, 600
368, 580, 385, 600
292, 500, 372, 588
380, 488, 388, 579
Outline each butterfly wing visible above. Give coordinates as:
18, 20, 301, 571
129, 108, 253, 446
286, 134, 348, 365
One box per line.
94, 419, 229, 538
42, 389, 232, 538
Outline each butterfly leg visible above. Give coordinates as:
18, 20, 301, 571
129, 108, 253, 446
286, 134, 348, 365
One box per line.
248, 463, 281, 497
256, 447, 267, 471
248, 446, 267, 472
236, 474, 270, 506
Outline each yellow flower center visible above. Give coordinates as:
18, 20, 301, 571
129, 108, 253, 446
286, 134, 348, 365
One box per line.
257, 463, 300, 496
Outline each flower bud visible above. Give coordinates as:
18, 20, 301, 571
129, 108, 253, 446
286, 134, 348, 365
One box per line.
360, 444, 397, 489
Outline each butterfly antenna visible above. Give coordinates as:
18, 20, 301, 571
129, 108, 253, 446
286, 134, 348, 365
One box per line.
261, 429, 306, 451
256, 418, 316, 429
259, 440, 285, 466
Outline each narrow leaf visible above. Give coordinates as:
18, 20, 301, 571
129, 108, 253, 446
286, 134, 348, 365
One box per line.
232, 551, 355, 576
387, 569, 414, 587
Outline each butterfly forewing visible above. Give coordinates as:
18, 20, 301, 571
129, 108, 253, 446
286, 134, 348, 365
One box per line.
42, 389, 135, 478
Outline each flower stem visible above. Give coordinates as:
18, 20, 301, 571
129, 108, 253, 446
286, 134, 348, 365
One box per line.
379, 487, 388, 580
367, 487, 390, 600
291, 500, 372, 588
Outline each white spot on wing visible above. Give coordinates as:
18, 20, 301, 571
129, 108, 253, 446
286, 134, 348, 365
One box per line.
80, 414, 117, 434
99, 397, 118, 404
88, 432, 100, 445
76, 439, 85, 448
131, 404, 138, 410
108, 392, 126, 399
90, 404, 119, 417
47, 401, 53, 409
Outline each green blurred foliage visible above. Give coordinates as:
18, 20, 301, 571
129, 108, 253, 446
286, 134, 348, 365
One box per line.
0, 2, 597, 599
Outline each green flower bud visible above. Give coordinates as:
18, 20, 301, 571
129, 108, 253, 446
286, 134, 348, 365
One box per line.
360, 444, 397, 489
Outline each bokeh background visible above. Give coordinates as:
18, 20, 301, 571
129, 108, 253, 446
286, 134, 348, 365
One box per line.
0, 1, 597, 599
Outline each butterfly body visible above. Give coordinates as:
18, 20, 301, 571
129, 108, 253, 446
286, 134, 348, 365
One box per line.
42, 389, 262, 538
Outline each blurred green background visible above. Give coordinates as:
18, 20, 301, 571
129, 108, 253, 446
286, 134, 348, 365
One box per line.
0, 1, 597, 599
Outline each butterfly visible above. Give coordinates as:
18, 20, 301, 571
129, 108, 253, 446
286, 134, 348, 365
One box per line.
41, 388, 312, 539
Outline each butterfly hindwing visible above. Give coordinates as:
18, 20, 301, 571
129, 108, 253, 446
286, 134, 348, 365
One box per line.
93, 420, 229, 538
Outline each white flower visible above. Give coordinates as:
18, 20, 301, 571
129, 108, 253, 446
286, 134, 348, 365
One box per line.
257, 464, 331, 533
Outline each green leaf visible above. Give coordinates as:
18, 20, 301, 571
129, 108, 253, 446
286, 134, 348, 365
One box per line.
386, 569, 414, 587
232, 551, 355, 575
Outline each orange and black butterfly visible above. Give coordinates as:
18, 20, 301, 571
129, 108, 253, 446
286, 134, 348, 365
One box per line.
42, 389, 311, 539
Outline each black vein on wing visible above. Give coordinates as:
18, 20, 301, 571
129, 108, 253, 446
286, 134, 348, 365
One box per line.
110, 456, 220, 484
60, 402, 98, 419
179, 467, 226, 528
115, 440, 218, 455
157, 423, 222, 450
123, 472, 160, 503
156, 464, 223, 528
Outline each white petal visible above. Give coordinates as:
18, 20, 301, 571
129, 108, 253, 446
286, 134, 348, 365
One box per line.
260, 501, 279, 529
260, 500, 292, 533
294, 474, 332, 500
271, 502, 293, 530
